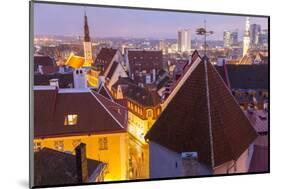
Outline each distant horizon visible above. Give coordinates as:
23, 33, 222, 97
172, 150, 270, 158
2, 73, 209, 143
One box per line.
34, 2, 268, 40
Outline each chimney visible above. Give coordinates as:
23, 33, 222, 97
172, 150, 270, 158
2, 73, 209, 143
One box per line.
38, 65, 44, 75
75, 143, 89, 183
152, 69, 156, 82
59, 65, 65, 73
73, 68, 87, 88
49, 78, 59, 88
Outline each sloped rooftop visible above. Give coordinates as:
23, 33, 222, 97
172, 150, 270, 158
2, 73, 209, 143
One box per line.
145, 53, 257, 168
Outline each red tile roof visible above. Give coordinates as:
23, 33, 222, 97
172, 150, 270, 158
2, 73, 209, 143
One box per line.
96, 84, 114, 101
145, 54, 257, 168
34, 88, 127, 138
94, 48, 117, 74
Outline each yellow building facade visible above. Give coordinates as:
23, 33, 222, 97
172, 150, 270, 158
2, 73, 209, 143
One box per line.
127, 100, 161, 144
34, 132, 129, 181
86, 68, 100, 88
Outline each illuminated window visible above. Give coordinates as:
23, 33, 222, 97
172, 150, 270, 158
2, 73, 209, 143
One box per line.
54, 140, 64, 151
147, 109, 153, 118
33, 142, 41, 152
64, 114, 78, 125
98, 137, 108, 150
157, 108, 161, 116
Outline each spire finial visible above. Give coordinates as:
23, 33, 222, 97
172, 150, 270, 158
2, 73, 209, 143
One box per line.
196, 19, 214, 56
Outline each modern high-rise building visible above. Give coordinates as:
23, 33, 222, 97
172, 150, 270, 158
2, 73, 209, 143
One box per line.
224, 31, 238, 48
83, 10, 93, 67
158, 40, 167, 54
250, 24, 261, 45
258, 29, 268, 46
178, 29, 191, 53
243, 17, 251, 56
223, 31, 231, 48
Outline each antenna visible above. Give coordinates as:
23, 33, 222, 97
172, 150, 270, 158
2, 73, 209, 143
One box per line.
196, 20, 214, 56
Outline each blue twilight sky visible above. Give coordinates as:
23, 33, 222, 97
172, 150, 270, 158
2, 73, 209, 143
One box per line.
33, 3, 268, 40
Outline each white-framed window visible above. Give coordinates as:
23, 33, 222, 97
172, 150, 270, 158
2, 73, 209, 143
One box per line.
33, 142, 42, 152
98, 137, 108, 150
54, 140, 64, 151
64, 114, 78, 125
146, 109, 153, 118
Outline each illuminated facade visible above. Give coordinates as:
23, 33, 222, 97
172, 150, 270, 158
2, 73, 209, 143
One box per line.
34, 133, 129, 181
86, 68, 101, 88
33, 87, 132, 181
111, 79, 162, 144
127, 100, 161, 144
88, 48, 121, 88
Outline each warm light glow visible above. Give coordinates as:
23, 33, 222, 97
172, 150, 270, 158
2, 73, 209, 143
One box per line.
65, 53, 85, 69
64, 114, 78, 125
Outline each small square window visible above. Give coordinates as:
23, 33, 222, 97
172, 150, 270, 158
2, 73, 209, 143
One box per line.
64, 114, 78, 125
54, 140, 64, 151
33, 142, 41, 152
98, 137, 108, 150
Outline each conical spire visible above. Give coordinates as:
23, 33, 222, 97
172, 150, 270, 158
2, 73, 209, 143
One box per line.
84, 8, 90, 42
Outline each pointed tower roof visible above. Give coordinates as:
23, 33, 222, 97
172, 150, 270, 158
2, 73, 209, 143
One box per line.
84, 8, 91, 42
145, 52, 257, 168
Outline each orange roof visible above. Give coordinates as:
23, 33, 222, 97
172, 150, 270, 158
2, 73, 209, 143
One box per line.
65, 53, 85, 69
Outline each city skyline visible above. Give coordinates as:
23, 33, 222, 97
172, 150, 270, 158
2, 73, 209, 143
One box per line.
34, 3, 268, 40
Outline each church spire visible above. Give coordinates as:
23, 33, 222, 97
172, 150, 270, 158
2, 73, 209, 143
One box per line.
84, 8, 90, 42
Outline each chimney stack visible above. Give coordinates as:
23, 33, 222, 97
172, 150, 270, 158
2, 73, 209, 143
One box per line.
75, 143, 88, 183
49, 78, 59, 88
73, 68, 87, 88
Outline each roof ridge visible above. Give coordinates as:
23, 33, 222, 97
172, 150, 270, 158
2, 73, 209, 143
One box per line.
89, 89, 125, 129
162, 55, 202, 110
207, 62, 258, 163
204, 59, 215, 169
94, 88, 127, 109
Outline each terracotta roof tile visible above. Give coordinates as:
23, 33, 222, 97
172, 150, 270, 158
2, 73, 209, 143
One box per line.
34, 89, 127, 138
94, 48, 117, 74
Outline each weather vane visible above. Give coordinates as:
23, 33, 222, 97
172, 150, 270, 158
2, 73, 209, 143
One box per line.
196, 20, 214, 55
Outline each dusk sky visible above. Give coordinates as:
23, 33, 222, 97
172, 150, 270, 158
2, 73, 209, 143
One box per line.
34, 3, 268, 40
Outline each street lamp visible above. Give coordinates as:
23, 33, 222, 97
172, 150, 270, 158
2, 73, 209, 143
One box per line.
196, 20, 214, 55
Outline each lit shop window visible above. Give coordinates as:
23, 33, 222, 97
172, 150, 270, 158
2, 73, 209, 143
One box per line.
64, 114, 78, 125
98, 137, 108, 151
33, 142, 42, 152
157, 108, 161, 116
54, 141, 64, 151
147, 109, 153, 118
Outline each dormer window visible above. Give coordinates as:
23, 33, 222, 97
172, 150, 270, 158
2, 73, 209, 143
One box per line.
64, 114, 78, 125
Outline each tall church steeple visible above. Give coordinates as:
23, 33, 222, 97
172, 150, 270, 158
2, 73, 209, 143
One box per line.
83, 8, 93, 67
84, 9, 90, 42
243, 17, 250, 56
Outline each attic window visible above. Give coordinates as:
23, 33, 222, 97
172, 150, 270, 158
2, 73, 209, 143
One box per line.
64, 114, 78, 125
